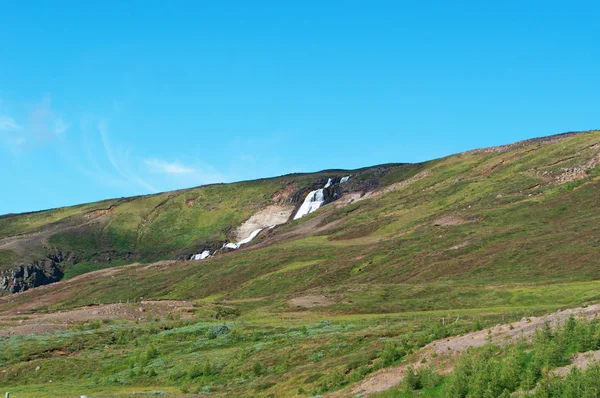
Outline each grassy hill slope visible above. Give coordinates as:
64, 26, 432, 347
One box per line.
0, 164, 408, 287
0, 130, 599, 397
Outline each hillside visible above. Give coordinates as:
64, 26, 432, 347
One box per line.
1, 130, 600, 397
0, 164, 406, 292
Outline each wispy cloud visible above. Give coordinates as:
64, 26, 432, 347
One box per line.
98, 120, 159, 193
0, 115, 21, 131
145, 158, 195, 174
2, 95, 230, 198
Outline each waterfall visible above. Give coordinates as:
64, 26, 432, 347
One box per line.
190, 250, 211, 261
340, 176, 350, 183
236, 228, 264, 246
293, 179, 333, 220
223, 228, 264, 250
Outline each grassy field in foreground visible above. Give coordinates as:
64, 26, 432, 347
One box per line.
1, 278, 599, 397
0, 305, 552, 397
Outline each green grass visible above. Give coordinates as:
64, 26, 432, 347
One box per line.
2, 131, 600, 396
0, 307, 530, 397
0, 249, 19, 270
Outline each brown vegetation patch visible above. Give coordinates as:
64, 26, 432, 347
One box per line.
85, 205, 116, 219
289, 295, 335, 308
0, 300, 194, 336
329, 222, 380, 241
271, 182, 299, 203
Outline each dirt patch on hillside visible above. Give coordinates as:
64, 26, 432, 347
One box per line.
0, 300, 193, 336
330, 304, 600, 397
235, 205, 295, 241
289, 295, 335, 308
554, 350, 600, 376
85, 205, 116, 219
271, 182, 299, 202
426, 305, 600, 357
333, 192, 372, 207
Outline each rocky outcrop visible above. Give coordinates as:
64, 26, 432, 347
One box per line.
0, 251, 70, 293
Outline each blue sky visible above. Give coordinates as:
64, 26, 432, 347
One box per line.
1, 1, 598, 214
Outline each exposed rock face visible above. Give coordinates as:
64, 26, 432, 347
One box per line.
0, 251, 68, 293
291, 177, 343, 206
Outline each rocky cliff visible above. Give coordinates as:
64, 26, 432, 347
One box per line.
0, 251, 70, 293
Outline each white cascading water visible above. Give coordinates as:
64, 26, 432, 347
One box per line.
293, 189, 325, 220
293, 179, 333, 220
340, 176, 350, 183
224, 228, 264, 250
190, 250, 211, 261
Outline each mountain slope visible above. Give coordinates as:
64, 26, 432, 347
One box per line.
0, 164, 410, 292
1, 130, 600, 397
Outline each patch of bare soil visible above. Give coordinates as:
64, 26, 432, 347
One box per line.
289, 295, 335, 308
256, 206, 339, 247
234, 205, 295, 241
333, 192, 372, 207
0, 300, 193, 336
84, 205, 116, 219
554, 350, 600, 376
271, 182, 299, 203
330, 304, 600, 397
432, 216, 471, 227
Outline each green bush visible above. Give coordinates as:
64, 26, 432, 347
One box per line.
402, 366, 442, 391
252, 361, 264, 377
380, 342, 405, 366
205, 324, 231, 339
403, 366, 421, 390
